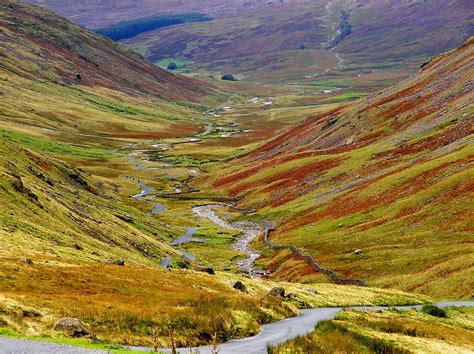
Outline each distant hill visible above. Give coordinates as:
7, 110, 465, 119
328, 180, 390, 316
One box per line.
207, 38, 474, 298
2, 0, 214, 100
24, 0, 474, 85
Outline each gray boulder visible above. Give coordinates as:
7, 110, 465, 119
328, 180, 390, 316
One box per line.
269, 287, 286, 298
53, 318, 90, 337
105, 259, 125, 266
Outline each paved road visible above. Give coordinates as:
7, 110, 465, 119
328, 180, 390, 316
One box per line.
132, 301, 473, 353
0, 302, 472, 353
0, 337, 106, 354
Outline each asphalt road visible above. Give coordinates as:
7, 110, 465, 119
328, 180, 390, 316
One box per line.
0, 337, 106, 354
133, 301, 474, 353
0, 302, 472, 353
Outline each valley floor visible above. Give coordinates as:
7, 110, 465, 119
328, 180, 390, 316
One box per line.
1, 33, 472, 352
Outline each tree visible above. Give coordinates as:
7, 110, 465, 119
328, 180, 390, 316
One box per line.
167, 62, 178, 70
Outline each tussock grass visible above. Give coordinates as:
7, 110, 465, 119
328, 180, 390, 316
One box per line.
273, 307, 474, 353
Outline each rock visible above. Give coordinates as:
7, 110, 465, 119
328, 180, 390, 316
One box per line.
233, 281, 247, 292
307, 288, 319, 295
105, 259, 125, 266
195, 266, 215, 275
22, 258, 33, 265
353, 249, 364, 255
53, 318, 90, 337
72, 244, 83, 251
269, 287, 286, 298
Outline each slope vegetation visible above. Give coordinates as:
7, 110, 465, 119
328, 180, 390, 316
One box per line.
1, 0, 213, 100
0, 135, 177, 264
207, 38, 474, 298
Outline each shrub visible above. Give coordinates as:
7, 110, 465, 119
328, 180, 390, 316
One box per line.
221, 74, 237, 81
421, 305, 446, 318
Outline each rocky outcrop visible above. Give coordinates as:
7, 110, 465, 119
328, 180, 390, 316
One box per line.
194, 266, 215, 275
105, 259, 125, 266
269, 287, 286, 298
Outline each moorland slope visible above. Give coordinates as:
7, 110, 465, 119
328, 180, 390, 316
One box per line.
208, 38, 474, 299
1, 0, 213, 100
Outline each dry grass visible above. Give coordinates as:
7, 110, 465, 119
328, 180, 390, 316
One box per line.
272, 306, 474, 353
0, 256, 429, 347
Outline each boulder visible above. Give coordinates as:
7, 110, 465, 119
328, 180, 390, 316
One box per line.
73, 244, 83, 251
105, 259, 125, 266
53, 318, 90, 337
233, 281, 247, 292
269, 287, 286, 298
195, 266, 215, 275
353, 249, 364, 255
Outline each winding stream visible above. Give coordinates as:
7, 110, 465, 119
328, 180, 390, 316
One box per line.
119, 94, 251, 267
192, 205, 270, 277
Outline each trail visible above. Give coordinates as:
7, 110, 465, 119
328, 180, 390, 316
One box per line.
145, 301, 471, 354
304, 0, 345, 80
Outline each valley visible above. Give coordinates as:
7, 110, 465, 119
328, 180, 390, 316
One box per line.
0, 0, 473, 353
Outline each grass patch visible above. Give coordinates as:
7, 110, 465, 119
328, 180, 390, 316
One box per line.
0, 129, 110, 159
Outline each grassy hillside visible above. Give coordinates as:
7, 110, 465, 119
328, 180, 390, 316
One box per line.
0, 135, 179, 264
0, 251, 428, 346
0, 1, 472, 351
204, 38, 474, 298
1, 0, 214, 101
